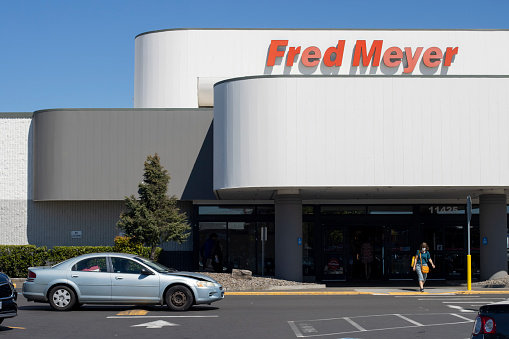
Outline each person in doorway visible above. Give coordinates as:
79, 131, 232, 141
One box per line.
200, 233, 217, 271
359, 238, 374, 280
413, 242, 436, 292
211, 240, 224, 273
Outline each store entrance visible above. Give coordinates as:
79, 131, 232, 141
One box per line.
320, 222, 415, 282
321, 224, 385, 281
349, 227, 384, 281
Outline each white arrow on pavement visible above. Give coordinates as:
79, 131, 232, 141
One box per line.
446, 304, 475, 313
132, 320, 180, 328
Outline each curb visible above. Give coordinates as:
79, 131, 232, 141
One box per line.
225, 290, 509, 296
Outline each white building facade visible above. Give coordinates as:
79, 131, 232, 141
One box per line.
1, 29, 508, 282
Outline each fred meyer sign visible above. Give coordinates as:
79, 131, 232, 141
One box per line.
267, 40, 458, 73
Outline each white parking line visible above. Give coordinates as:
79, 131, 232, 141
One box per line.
446, 305, 475, 313
451, 313, 476, 322
343, 317, 367, 332
395, 314, 423, 326
443, 301, 496, 303
288, 313, 475, 338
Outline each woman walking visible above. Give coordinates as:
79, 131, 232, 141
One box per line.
412, 242, 435, 292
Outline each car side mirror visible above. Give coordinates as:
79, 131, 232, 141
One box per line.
140, 268, 154, 275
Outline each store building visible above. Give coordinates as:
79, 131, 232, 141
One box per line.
1, 29, 509, 283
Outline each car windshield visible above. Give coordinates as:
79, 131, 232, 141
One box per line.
133, 257, 177, 273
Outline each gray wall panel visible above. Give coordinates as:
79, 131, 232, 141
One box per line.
34, 109, 214, 201
25, 200, 194, 250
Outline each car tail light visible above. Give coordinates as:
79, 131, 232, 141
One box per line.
473, 315, 497, 335
27, 270, 36, 282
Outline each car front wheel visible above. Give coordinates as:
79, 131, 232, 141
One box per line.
166, 285, 193, 311
49, 286, 77, 311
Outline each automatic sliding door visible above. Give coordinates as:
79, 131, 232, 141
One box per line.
387, 226, 413, 279
322, 228, 345, 280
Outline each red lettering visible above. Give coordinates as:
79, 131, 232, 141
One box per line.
352, 40, 383, 67
383, 47, 403, 67
301, 46, 321, 67
267, 40, 288, 66
403, 47, 423, 73
286, 46, 301, 66
423, 47, 443, 68
323, 40, 345, 67
443, 47, 459, 66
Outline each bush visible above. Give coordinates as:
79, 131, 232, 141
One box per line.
0, 240, 162, 278
0, 245, 48, 278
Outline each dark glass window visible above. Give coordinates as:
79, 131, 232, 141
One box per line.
321, 206, 366, 215
368, 206, 413, 214
445, 225, 464, 251
198, 206, 255, 215
303, 222, 314, 276
257, 205, 274, 215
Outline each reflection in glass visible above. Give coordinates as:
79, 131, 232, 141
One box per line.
323, 254, 344, 275
303, 222, 314, 276
445, 226, 464, 251
368, 206, 413, 214
198, 206, 255, 215
324, 230, 344, 252
390, 253, 411, 275
445, 254, 465, 276
228, 222, 256, 272
321, 206, 366, 215
257, 222, 275, 276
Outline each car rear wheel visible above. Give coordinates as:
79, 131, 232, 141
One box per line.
166, 285, 193, 311
49, 286, 77, 311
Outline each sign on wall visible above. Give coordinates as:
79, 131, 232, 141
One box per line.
266, 40, 458, 73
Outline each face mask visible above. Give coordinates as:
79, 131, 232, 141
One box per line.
422, 248, 426, 252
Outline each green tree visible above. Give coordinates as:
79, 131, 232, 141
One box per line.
117, 153, 190, 259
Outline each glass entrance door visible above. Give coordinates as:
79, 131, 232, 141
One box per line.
386, 226, 413, 279
322, 228, 346, 280
349, 226, 384, 281
321, 224, 385, 281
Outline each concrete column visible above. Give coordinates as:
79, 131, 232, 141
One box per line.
479, 194, 508, 280
274, 191, 303, 282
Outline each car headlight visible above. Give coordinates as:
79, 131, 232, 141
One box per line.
196, 281, 215, 287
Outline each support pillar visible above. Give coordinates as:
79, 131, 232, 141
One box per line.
274, 191, 303, 282
479, 194, 508, 280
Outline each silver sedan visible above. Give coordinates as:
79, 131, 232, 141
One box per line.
22, 252, 224, 311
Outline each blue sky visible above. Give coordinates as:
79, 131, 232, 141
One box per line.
1, 0, 508, 112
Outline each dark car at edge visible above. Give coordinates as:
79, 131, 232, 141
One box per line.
471, 300, 509, 338
0, 272, 18, 325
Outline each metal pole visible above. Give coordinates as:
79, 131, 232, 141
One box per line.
261, 227, 266, 276
467, 196, 472, 291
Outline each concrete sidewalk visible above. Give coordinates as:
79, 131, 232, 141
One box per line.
226, 286, 509, 295
12, 277, 509, 296
226, 280, 509, 295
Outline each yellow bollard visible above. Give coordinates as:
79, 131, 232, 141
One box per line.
467, 254, 472, 291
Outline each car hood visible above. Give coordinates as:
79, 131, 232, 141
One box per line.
163, 271, 219, 284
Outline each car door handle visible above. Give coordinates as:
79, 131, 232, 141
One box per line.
115, 276, 124, 280
71, 274, 79, 278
